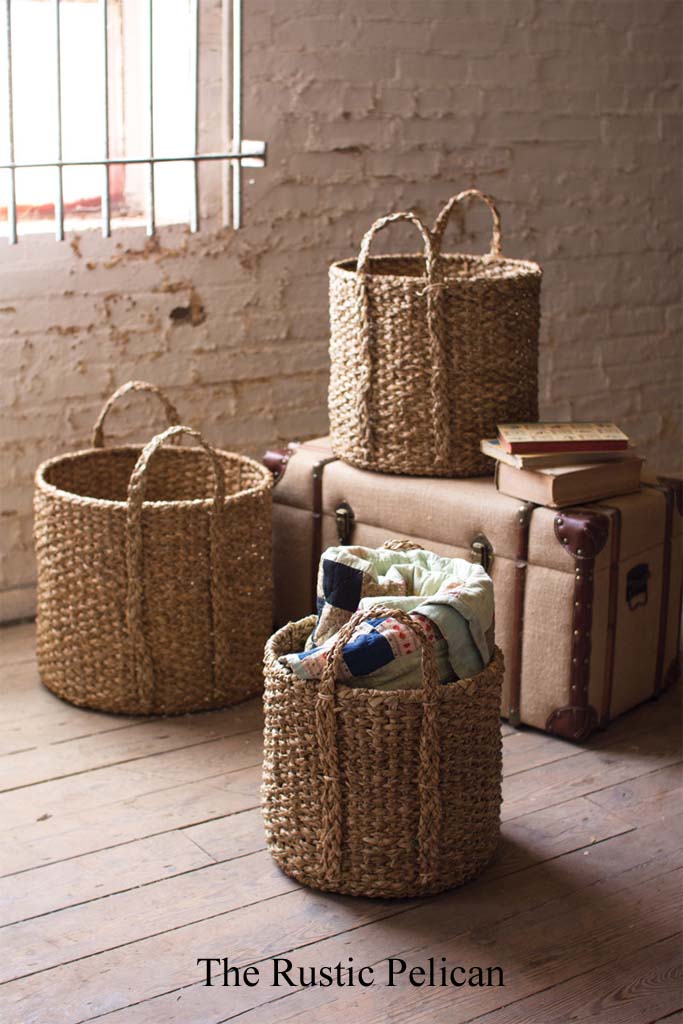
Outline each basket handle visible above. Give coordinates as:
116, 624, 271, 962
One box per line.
316, 605, 442, 889
354, 213, 451, 472
431, 189, 502, 258
382, 538, 423, 552
356, 210, 437, 277
125, 425, 226, 712
91, 381, 182, 448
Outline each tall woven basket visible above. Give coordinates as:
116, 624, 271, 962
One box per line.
328, 189, 542, 478
262, 606, 504, 899
34, 381, 273, 715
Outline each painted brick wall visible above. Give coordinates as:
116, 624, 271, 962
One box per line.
1, 0, 681, 619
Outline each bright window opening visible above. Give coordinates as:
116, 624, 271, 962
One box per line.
1, 0, 264, 239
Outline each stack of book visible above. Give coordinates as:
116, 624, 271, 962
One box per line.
481, 423, 643, 508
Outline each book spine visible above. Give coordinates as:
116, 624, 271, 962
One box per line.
504, 439, 629, 455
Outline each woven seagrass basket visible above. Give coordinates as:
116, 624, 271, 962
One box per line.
328, 189, 542, 478
34, 381, 273, 715
262, 606, 504, 899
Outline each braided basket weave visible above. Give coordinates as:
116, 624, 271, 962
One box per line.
34, 381, 273, 715
263, 606, 503, 898
328, 189, 542, 478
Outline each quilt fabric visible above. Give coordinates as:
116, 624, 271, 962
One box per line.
280, 545, 494, 690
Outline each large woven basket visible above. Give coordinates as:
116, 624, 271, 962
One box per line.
262, 606, 503, 898
328, 189, 542, 478
34, 381, 273, 715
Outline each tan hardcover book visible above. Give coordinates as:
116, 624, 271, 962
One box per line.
495, 458, 643, 508
497, 422, 629, 454
481, 438, 639, 470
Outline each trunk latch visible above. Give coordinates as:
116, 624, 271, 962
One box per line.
335, 502, 355, 545
470, 533, 493, 573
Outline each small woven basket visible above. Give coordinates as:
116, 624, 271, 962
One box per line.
262, 606, 503, 898
328, 189, 542, 478
34, 381, 273, 715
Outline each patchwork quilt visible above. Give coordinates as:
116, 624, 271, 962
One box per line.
280, 545, 494, 691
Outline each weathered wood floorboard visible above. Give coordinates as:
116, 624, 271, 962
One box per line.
0, 624, 680, 1024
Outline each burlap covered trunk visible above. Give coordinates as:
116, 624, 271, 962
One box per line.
266, 438, 682, 740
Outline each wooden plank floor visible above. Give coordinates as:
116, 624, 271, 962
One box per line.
1, 622, 681, 1024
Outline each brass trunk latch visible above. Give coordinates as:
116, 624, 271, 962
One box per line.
335, 502, 355, 545
470, 533, 493, 573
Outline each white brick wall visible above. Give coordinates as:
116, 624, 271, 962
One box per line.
1, 0, 681, 619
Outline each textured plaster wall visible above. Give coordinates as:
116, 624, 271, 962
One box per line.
1, 0, 681, 619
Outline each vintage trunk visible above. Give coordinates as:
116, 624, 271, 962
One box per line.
265, 438, 682, 740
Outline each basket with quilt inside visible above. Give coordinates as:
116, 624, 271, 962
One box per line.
262, 605, 504, 898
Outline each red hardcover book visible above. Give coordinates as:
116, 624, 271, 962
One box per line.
497, 422, 630, 455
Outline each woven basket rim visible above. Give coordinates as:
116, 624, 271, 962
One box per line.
34, 443, 273, 511
330, 251, 542, 281
265, 615, 504, 704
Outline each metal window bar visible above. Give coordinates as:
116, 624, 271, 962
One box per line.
190, 0, 199, 233
1, 0, 265, 244
53, 0, 64, 241
231, 0, 241, 230
100, 0, 110, 237
3, 0, 16, 244
146, 0, 154, 236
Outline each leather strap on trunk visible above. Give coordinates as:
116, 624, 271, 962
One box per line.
311, 456, 340, 608
506, 501, 535, 727
658, 477, 683, 691
644, 480, 676, 696
546, 508, 610, 741
592, 504, 622, 726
